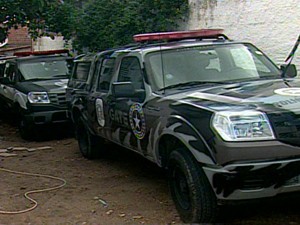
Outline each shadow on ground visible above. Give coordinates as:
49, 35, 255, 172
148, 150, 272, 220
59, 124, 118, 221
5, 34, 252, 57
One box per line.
0, 110, 73, 141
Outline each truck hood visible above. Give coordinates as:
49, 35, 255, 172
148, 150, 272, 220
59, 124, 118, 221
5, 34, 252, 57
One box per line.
168, 78, 300, 113
162, 78, 300, 146
17, 79, 68, 94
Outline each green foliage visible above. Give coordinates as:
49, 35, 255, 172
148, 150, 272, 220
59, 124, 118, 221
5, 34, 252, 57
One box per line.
0, 0, 78, 39
0, 0, 189, 52
74, 0, 189, 52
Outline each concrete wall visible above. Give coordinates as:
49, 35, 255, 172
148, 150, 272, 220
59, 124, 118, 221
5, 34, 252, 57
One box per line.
0, 27, 67, 55
187, 0, 300, 70
33, 36, 66, 51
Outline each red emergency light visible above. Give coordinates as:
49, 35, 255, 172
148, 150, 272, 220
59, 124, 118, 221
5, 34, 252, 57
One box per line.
133, 29, 225, 42
14, 49, 69, 57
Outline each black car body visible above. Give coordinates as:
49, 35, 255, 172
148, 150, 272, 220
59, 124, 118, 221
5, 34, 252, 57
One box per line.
68, 30, 300, 223
0, 53, 71, 139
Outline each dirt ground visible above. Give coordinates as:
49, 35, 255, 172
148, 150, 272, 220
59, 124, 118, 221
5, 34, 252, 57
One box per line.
1, 114, 300, 225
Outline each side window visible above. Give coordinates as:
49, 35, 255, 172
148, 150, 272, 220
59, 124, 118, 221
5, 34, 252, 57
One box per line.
0, 63, 5, 78
98, 58, 115, 91
73, 62, 91, 81
88, 59, 101, 91
118, 57, 144, 89
5, 64, 16, 82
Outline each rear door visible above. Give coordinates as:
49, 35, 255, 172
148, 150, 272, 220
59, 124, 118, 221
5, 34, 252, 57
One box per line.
85, 55, 116, 138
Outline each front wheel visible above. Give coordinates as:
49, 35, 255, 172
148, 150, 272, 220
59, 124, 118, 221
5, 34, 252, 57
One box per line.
18, 113, 35, 140
76, 117, 102, 159
168, 148, 218, 223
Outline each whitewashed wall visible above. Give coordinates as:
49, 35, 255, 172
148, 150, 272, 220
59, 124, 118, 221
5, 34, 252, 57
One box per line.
187, 0, 300, 70
33, 36, 65, 51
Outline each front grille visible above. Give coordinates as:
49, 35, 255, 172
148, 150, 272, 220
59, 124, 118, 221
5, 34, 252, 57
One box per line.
268, 112, 300, 146
49, 92, 67, 106
241, 177, 265, 190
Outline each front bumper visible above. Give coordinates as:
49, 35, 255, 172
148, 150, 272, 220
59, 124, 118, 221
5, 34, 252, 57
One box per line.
203, 158, 300, 200
24, 109, 69, 125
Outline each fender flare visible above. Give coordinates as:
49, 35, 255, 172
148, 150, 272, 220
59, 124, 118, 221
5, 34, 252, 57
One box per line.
155, 115, 216, 166
14, 92, 27, 110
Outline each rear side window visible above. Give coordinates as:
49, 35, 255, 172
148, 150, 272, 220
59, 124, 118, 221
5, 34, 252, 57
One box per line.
73, 62, 91, 81
98, 58, 115, 91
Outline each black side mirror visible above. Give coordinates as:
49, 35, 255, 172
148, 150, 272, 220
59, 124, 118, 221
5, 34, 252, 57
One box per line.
281, 64, 297, 78
0, 77, 11, 84
112, 82, 136, 98
112, 81, 146, 102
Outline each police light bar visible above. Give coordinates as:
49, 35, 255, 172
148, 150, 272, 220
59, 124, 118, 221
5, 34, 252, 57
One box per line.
133, 29, 225, 42
14, 49, 69, 57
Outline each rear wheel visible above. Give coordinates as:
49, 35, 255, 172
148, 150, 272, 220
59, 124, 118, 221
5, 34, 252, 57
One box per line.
76, 117, 102, 159
168, 148, 218, 223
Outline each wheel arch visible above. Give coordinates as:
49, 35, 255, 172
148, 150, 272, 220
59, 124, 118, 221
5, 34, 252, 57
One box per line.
71, 106, 81, 124
156, 115, 217, 168
13, 91, 27, 110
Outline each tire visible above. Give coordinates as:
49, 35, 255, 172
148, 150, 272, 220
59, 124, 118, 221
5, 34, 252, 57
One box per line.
18, 113, 34, 140
168, 148, 218, 223
76, 117, 101, 159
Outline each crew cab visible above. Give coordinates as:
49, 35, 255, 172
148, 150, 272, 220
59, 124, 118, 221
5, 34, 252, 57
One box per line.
69, 29, 300, 223
0, 50, 72, 139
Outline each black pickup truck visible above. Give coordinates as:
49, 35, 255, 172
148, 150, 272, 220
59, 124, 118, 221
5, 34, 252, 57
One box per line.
0, 51, 71, 139
68, 29, 300, 223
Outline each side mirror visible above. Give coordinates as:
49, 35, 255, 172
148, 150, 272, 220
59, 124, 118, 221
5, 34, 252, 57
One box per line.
281, 64, 297, 78
112, 82, 136, 98
0, 77, 11, 84
112, 81, 146, 102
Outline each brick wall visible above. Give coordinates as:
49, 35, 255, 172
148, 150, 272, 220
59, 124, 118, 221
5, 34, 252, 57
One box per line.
7, 26, 32, 48
0, 26, 32, 55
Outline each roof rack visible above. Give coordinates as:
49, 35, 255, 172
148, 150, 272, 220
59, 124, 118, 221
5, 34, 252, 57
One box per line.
14, 49, 69, 57
133, 29, 228, 43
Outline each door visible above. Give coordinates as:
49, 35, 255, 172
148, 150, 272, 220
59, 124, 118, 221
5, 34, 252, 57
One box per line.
85, 55, 116, 139
106, 56, 147, 153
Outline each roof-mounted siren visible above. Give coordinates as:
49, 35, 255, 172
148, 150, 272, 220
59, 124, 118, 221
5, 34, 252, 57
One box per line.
133, 29, 228, 42
14, 49, 69, 57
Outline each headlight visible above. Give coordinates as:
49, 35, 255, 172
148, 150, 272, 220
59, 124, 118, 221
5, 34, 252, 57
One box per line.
212, 110, 275, 141
28, 92, 50, 104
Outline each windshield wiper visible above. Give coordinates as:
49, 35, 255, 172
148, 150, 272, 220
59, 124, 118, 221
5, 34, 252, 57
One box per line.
24, 78, 50, 81
52, 74, 69, 78
160, 81, 226, 91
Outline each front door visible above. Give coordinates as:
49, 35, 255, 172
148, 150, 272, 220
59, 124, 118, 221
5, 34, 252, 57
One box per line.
106, 56, 147, 153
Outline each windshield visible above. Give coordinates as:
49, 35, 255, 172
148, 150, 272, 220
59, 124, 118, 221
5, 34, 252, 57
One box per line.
145, 43, 281, 90
19, 59, 69, 80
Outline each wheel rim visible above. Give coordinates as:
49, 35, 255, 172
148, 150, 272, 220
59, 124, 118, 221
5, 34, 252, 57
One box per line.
172, 165, 191, 210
